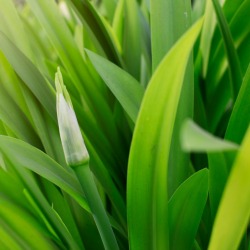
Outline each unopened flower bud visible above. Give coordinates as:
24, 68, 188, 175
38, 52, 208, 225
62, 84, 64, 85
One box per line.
55, 67, 89, 167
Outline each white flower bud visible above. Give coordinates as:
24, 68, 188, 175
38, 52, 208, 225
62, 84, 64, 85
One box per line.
55, 67, 89, 167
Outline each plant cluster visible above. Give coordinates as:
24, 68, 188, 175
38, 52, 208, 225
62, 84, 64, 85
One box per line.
0, 0, 250, 249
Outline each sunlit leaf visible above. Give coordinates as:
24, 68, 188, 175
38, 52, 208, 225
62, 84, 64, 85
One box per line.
127, 19, 203, 250
209, 126, 250, 250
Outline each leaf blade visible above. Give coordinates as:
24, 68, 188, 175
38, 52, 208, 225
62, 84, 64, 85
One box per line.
169, 169, 209, 250
86, 50, 144, 123
209, 126, 250, 250
181, 119, 238, 152
127, 19, 203, 250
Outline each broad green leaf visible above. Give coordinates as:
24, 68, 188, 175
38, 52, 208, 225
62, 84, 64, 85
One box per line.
127, 19, 203, 250
150, 0, 171, 71
151, 0, 194, 196
209, 126, 250, 250
181, 119, 238, 152
226, 64, 250, 143
169, 169, 209, 250
86, 50, 144, 123
211, 0, 243, 101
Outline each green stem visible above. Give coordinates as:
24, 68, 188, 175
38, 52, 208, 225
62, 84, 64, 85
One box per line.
73, 162, 119, 250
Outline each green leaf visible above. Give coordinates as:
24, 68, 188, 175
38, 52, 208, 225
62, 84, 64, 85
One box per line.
123, 0, 141, 79
112, 0, 125, 47
0, 196, 55, 250
151, 0, 194, 196
169, 169, 209, 250
211, 0, 243, 101
200, 0, 226, 77
0, 84, 40, 146
0, 221, 23, 250
68, 0, 123, 66
127, 19, 203, 250
208, 153, 230, 220
86, 50, 144, 123
0, 151, 83, 250
0, 32, 56, 119
150, 0, 171, 71
209, 126, 250, 250
0, 0, 33, 60
226, 63, 250, 143
20, 86, 66, 165
0, 135, 89, 212
181, 119, 238, 152
150, 0, 192, 71
205, 0, 250, 100
192, 0, 206, 22
102, 0, 117, 21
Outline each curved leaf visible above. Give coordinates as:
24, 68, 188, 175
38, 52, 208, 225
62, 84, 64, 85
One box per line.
86, 50, 144, 123
0, 135, 89, 212
0, 32, 56, 119
181, 119, 238, 152
209, 126, 250, 250
211, 0, 243, 101
169, 169, 209, 250
127, 19, 203, 250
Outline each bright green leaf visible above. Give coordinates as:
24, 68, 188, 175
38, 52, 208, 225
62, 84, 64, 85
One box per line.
127, 19, 203, 250
209, 126, 250, 250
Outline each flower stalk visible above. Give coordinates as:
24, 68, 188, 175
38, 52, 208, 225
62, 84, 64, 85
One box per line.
55, 67, 119, 250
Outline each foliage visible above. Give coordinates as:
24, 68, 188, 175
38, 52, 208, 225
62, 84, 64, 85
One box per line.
0, 0, 250, 249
